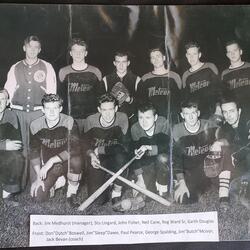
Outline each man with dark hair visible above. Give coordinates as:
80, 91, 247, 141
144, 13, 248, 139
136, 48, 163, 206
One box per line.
102, 51, 141, 124
131, 101, 170, 197
210, 92, 250, 209
0, 89, 24, 202
4, 35, 57, 156
173, 99, 218, 204
137, 47, 182, 124
58, 38, 104, 133
182, 41, 221, 120
82, 93, 129, 207
221, 40, 250, 110
29, 94, 82, 204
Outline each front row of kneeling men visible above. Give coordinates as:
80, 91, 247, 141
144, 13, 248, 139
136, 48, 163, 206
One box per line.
1, 88, 249, 211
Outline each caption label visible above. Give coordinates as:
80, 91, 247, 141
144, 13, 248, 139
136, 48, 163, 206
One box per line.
30, 212, 219, 246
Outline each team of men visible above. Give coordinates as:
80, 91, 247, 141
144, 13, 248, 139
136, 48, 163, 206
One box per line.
1, 35, 250, 213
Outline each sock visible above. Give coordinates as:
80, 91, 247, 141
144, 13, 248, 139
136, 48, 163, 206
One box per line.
2, 190, 11, 199
156, 182, 168, 196
67, 182, 79, 198
111, 184, 122, 199
219, 170, 231, 201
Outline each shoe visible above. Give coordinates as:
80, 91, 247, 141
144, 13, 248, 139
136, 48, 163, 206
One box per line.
50, 176, 66, 198
113, 196, 145, 212
3, 194, 19, 207
111, 196, 122, 206
50, 187, 55, 198
67, 194, 80, 208
130, 196, 145, 211
54, 176, 66, 190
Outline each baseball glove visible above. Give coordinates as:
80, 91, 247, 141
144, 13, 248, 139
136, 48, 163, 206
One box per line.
110, 82, 130, 106
204, 151, 223, 178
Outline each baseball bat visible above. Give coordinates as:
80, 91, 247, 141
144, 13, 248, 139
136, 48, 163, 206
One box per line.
78, 155, 137, 211
99, 165, 171, 206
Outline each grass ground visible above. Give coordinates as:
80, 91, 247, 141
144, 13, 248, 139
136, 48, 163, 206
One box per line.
0, 179, 250, 248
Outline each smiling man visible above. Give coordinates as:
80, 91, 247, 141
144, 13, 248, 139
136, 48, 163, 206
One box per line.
82, 93, 129, 208
29, 94, 82, 205
130, 102, 170, 197
4, 36, 56, 156
137, 47, 182, 123
182, 42, 220, 119
58, 38, 104, 133
211, 92, 250, 210
173, 99, 218, 204
221, 40, 250, 110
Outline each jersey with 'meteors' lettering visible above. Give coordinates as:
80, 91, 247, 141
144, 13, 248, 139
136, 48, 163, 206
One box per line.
137, 71, 182, 120
29, 113, 80, 166
172, 119, 217, 174
82, 112, 129, 156
221, 62, 250, 109
182, 62, 220, 117
58, 65, 104, 119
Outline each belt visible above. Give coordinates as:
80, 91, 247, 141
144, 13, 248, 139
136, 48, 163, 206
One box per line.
11, 104, 43, 112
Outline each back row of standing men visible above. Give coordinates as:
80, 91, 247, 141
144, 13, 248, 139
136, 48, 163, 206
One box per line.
1, 35, 249, 210
5, 36, 249, 143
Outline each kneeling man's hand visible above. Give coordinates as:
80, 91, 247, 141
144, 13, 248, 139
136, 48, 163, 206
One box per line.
174, 179, 190, 204
30, 179, 45, 197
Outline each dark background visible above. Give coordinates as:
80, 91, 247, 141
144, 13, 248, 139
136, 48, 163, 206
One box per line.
1, 5, 250, 87
2, 3, 250, 250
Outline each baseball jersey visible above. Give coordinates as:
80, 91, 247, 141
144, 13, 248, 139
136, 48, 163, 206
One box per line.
137, 71, 182, 119
102, 70, 141, 119
4, 59, 56, 110
29, 113, 80, 166
0, 109, 22, 150
172, 119, 218, 174
131, 116, 170, 156
58, 65, 104, 119
82, 112, 129, 156
221, 62, 250, 109
182, 62, 220, 116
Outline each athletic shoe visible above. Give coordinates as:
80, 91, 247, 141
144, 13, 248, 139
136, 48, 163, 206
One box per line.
3, 194, 19, 207
111, 196, 122, 206
54, 176, 66, 190
67, 194, 80, 208
113, 196, 145, 212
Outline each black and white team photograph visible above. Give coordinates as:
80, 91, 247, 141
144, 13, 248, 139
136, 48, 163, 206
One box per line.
1, 3, 250, 247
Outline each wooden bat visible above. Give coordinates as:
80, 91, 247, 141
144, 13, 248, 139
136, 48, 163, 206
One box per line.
99, 165, 171, 206
78, 155, 137, 211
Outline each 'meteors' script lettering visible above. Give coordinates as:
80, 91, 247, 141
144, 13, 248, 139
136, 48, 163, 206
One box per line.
186, 144, 210, 156
228, 78, 250, 89
42, 138, 67, 148
148, 87, 170, 97
94, 138, 118, 147
69, 83, 92, 92
189, 80, 210, 93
